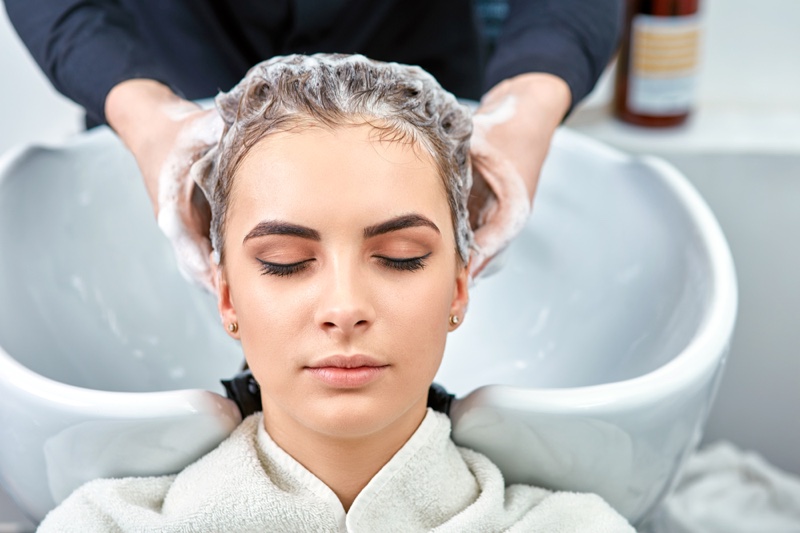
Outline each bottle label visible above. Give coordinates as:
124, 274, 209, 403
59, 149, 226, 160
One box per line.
628, 14, 700, 115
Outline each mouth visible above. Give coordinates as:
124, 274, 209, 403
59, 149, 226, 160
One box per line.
305, 354, 390, 388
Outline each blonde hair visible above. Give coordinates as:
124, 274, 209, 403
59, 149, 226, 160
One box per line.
194, 53, 473, 264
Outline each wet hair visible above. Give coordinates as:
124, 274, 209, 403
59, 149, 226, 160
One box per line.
194, 53, 473, 265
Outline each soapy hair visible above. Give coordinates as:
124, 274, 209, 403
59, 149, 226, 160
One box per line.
194, 53, 473, 265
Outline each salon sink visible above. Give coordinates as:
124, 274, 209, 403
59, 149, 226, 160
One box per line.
0, 126, 735, 525
437, 129, 737, 523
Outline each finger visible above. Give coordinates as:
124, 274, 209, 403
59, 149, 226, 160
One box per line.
174, 227, 215, 293
469, 249, 488, 280
191, 184, 212, 240
468, 151, 530, 280
470, 157, 529, 251
469, 229, 494, 279
467, 166, 495, 230
157, 173, 214, 292
470, 243, 512, 281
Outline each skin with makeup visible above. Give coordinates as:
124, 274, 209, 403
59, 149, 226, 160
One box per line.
214, 123, 469, 510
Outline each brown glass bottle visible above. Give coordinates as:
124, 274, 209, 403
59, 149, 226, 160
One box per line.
614, 0, 700, 127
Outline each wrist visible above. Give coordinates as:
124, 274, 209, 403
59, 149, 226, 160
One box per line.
105, 79, 188, 153
482, 72, 571, 127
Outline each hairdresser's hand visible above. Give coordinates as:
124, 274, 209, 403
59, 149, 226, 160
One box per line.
106, 80, 223, 292
469, 73, 571, 279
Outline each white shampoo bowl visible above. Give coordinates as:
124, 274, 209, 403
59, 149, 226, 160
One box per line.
0, 127, 735, 525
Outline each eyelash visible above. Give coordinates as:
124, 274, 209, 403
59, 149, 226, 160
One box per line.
257, 259, 310, 277
257, 253, 431, 277
379, 252, 431, 272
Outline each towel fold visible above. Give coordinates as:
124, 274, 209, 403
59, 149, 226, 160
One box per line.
38, 409, 634, 532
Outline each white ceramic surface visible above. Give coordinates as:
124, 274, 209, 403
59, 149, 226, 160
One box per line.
437, 129, 737, 524
0, 130, 244, 523
0, 127, 736, 526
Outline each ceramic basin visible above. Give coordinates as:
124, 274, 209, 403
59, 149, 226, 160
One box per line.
0, 127, 736, 525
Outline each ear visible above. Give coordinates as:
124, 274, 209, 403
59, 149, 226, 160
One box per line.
448, 260, 470, 331
211, 252, 239, 340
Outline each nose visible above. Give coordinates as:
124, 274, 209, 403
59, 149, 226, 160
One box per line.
314, 256, 376, 338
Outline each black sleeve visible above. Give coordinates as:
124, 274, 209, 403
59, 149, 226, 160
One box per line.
485, 0, 623, 114
4, 0, 171, 126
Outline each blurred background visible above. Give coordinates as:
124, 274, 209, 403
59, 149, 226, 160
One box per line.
1, 0, 798, 529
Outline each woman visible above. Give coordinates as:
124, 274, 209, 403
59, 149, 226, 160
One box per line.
37, 54, 633, 532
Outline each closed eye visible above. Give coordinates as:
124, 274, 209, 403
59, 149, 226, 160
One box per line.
257, 258, 313, 277
376, 252, 431, 272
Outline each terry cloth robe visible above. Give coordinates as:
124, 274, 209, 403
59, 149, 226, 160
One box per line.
37, 409, 635, 532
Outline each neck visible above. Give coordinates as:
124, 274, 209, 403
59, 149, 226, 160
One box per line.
262, 399, 428, 511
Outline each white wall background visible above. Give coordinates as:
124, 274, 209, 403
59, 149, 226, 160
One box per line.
1, 0, 799, 526
695, 0, 800, 109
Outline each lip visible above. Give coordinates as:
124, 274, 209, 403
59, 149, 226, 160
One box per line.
305, 354, 389, 388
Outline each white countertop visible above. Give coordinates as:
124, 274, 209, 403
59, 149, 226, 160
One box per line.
567, 103, 800, 155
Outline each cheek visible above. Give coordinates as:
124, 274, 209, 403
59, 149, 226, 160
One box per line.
378, 265, 455, 367
232, 277, 313, 371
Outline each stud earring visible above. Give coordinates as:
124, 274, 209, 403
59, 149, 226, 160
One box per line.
449, 315, 459, 326
228, 322, 238, 333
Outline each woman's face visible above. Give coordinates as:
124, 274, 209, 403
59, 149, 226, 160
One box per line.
215, 123, 468, 439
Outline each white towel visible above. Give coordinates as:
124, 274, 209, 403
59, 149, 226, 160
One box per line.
644, 441, 800, 533
37, 409, 634, 532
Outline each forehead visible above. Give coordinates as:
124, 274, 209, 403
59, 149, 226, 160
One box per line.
229, 124, 452, 233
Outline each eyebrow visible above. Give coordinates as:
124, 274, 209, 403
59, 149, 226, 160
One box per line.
243, 221, 321, 243
363, 214, 440, 239
243, 214, 440, 243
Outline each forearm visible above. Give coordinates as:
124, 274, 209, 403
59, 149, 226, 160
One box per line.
4, 0, 167, 125
106, 80, 189, 155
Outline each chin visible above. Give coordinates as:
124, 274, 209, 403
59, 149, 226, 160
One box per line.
303, 391, 414, 439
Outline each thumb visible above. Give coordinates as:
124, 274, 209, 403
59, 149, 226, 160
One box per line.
158, 205, 215, 292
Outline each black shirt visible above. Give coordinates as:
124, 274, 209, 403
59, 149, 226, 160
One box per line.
5, 0, 622, 127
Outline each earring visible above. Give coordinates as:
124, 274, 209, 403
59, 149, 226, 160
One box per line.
228, 322, 238, 333
449, 315, 460, 326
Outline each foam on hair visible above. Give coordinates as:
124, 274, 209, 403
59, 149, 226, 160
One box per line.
194, 53, 474, 265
